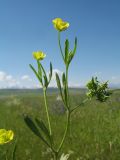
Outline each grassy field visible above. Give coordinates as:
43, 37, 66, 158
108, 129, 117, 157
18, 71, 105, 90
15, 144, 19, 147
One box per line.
0, 89, 120, 160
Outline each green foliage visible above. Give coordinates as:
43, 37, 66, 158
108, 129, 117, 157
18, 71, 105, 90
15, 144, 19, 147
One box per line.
30, 61, 53, 89
24, 116, 50, 147
86, 77, 111, 102
0, 90, 120, 160
35, 118, 52, 144
24, 116, 41, 138
64, 39, 69, 64
63, 37, 77, 67
68, 37, 77, 66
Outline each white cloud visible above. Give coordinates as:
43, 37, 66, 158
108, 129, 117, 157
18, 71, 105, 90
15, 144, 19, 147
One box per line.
0, 71, 37, 89
0, 70, 119, 89
21, 75, 32, 81
6, 75, 13, 80
0, 69, 84, 89
0, 71, 10, 81
0, 71, 15, 82
0, 71, 19, 88
0, 70, 62, 89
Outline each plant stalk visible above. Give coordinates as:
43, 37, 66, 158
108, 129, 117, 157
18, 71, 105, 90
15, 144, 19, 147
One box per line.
57, 32, 71, 154
58, 32, 64, 62
53, 151, 58, 160
57, 110, 70, 153
70, 98, 89, 113
65, 65, 70, 109
43, 88, 52, 136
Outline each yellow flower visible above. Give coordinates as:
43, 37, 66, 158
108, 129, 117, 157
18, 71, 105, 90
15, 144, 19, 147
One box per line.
52, 18, 69, 31
0, 129, 14, 145
33, 51, 46, 60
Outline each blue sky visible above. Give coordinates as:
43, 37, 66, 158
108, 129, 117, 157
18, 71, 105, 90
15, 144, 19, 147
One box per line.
0, 0, 120, 88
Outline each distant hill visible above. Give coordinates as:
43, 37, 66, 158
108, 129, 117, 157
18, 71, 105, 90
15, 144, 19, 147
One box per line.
0, 88, 119, 97
0, 88, 87, 96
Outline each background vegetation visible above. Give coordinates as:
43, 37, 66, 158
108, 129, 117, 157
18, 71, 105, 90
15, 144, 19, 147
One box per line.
0, 89, 120, 160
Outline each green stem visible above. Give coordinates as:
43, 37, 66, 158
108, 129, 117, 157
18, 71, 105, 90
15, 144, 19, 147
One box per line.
57, 99, 88, 154
65, 65, 70, 109
58, 32, 64, 62
5, 155, 8, 160
57, 110, 70, 153
43, 88, 52, 136
53, 151, 58, 160
70, 98, 89, 113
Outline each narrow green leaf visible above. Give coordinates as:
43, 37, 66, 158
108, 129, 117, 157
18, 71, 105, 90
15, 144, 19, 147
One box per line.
49, 62, 52, 82
68, 51, 74, 65
24, 116, 42, 137
39, 63, 48, 87
40, 63, 47, 77
73, 37, 77, 56
24, 116, 50, 147
56, 73, 62, 91
62, 73, 68, 105
67, 37, 77, 66
56, 73, 64, 102
43, 75, 48, 88
29, 64, 42, 84
35, 118, 51, 142
65, 39, 69, 64
62, 73, 66, 87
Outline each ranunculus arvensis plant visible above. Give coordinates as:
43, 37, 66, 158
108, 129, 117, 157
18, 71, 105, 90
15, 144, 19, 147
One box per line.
24, 18, 111, 160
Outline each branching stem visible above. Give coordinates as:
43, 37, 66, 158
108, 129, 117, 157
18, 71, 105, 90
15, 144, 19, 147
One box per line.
70, 98, 89, 113
57, 34, 71, 154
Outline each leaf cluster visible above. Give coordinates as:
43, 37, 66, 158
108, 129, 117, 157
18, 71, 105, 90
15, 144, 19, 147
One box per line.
29, 61, 52, 89
64, 38, 77, 67
86, 77, 112, 102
